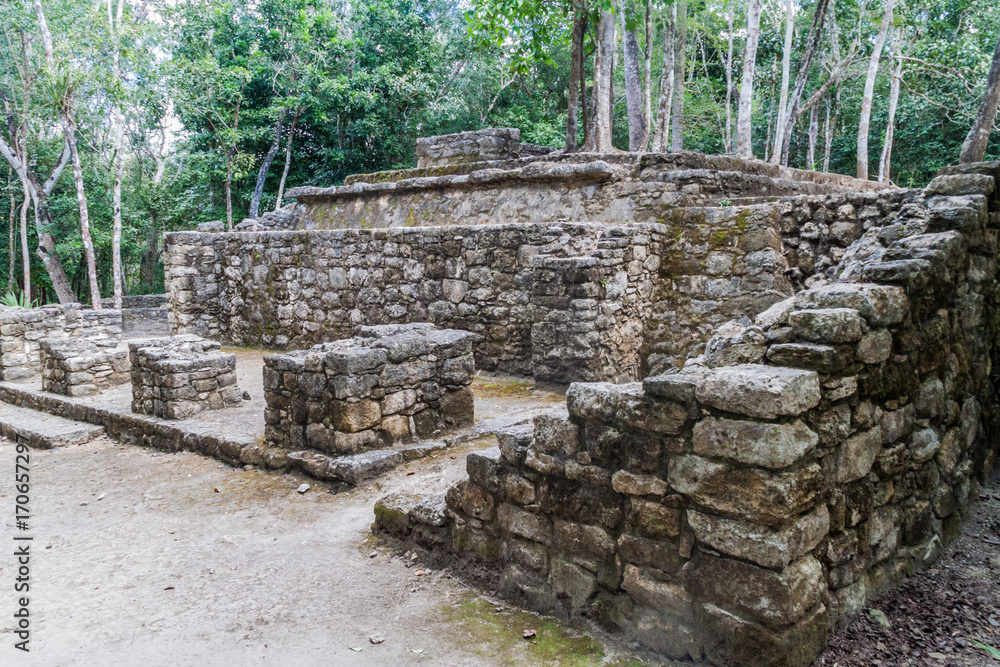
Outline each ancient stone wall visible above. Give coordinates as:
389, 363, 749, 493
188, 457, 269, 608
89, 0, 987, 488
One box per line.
263, 323, 476, 455
129, 335, 244, 419
165, 223, 668, 383
289, 152, 894, 231
103, 294, 169, 326
40, 338, 129, 396
373, 163, 1000, 666
0, 305, 122, 380
416, 128, 522, 168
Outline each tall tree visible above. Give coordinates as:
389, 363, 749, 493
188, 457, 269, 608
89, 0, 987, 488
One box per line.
736, 0, 763, 158
878, 28, 904, 182
584, 10, 616, 151
724, 0, 735, 153
857, 0, 895, 179
960, 30, 1000, 164
669, 0, 687, 152
772, 0, 795, 164
622, 3, 646, 150
651, 1, 676, 151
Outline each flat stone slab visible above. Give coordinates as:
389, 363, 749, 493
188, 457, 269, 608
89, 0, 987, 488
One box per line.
0, 403, 104, 449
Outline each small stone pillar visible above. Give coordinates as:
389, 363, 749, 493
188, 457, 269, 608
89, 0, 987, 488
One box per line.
40, 338, 129, 396
263, 323, 476, 454
129, 335, 243, 419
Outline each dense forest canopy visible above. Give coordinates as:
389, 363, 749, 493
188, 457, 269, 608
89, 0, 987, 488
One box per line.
1, 0, 998, 305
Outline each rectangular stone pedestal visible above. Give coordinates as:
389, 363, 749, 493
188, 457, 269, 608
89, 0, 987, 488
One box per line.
40, 338, 129, 396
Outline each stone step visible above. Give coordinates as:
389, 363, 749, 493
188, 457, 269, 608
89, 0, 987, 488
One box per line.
287, 440, 450, 485
0, 402, 105, 449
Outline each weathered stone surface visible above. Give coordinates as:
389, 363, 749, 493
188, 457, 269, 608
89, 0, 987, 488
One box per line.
532, 408, 579, 456
788, 308, 864, 343
612, 471, 669, 496
622, 564, 693, 619
692, 417, 818, 469
796, 283, 908, 327
700, 602, 828, 667
684, 553, 824, 629
696, 365, 821, 419
627, 499, 682, 538
497, 502, 551, 545
836, 427, 882, 483
549, 559, 596, 612
566, 382, 688, 434
687, 504, 829, 569
374, 493, 420, 536
669, 455, 824, 526
327, 449, 403, 484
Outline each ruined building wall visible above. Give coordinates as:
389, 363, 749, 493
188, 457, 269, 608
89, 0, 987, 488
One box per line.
373, 164, 1000, 666
164, 223, 667, 383
288, 152, 893, 231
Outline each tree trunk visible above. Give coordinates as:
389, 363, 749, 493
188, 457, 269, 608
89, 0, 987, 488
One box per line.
737, 0, 764, 158
879, 31, 903, 182
823, 97, 833, 172
19, 185, 29, 300
583, 10, 616, 152
960, 31, 1000, 163
622, 6, 646, 151
566, 7, 586, 151
725, 0, 735, 153
581, 18, 589, 149
772, 0, 795, 164
807, 102, 819, 168
225, 98, 242, 230
111, 106, 125, 309
651, 3, 676, 152
670, 0, 687, 152
776, 0, 831, 166
857, 0, 895, 179
250, 110, 286, 219
62, 114, 102, 308
7, 170, 14, 290
641, 0, 653, 149
275, 106, 302, 209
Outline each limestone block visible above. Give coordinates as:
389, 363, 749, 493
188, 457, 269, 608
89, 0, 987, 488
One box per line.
788, 308, 864, 343
692, 417, 818, 469
700, 602, 828, 667
796, 283, 907, 327
696, 364, 821, 419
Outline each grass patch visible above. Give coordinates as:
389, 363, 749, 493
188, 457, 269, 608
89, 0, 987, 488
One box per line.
474, 378, 535, 399
441, 595, 642, 666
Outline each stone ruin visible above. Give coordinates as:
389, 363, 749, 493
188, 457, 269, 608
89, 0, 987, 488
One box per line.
40, 337, 129, 397
128, 335, 245, 419
42, 128, 991, 664
263, 322, 476, 454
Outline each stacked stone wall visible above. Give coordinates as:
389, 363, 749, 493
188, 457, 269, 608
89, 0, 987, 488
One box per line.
103, 294, 169, 326
373, 163, 1000, 666
40, 338, 129, 396
416, 128, 522, 168
263, 323, 476, 455
165, 223, 668, 383
129, 335, 244, 419
0, 305, 122, 380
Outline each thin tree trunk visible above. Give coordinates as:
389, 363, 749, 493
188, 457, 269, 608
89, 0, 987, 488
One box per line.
19, 186, 29, 301
725, 0, 735, 153
61, 114, 101, 308
772, 0, 795, 163
737, 0, 764, 158
249, 110, 286, 219
566, 7, 586, 152
622, 5, 646, 151
109, 0, 125, 309
879, 31, 903, 182
776, 0, 831, 166
7, 170, 15, 290
651, 3, 676, 152
960, 31, 1000, 163
823, 97, 833, 172
807, 102, 820, 168
583, 10, 616, 152
857, 0, 895, 179
225, 99, 242, 230
670, 0, 687, 152
581, 26, 589, 149
641, 0, 653, 150
275, 106, 302, 208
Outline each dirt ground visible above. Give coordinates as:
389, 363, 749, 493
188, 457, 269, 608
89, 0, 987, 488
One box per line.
0, 377, 997, 665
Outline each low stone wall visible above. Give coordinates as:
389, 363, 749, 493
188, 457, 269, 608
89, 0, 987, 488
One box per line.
373, 163, 1000, 665
416, 128, 521, 168
263, 323, 476, 455
40, 338, 129, 396
129, 335, 244, 419
165, 223, 670, 383
103, 294, 170, 327
0, 305, 122, 380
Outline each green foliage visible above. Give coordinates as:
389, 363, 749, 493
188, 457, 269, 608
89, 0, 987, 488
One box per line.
0, 290, 35, 308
